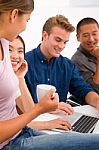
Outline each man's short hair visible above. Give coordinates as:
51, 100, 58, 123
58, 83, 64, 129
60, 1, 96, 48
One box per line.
76, 17, 99, 34
42, 15, 75, 35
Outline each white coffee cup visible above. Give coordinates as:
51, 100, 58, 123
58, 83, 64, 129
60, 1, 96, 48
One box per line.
37, 84, 56, 101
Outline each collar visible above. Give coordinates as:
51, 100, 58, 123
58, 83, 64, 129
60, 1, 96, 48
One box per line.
78, 45, 96, 63
36, 44, 47, 61
36, 44, 55, 63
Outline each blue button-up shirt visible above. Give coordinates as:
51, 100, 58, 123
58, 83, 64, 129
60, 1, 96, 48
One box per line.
25, 45, 93, 103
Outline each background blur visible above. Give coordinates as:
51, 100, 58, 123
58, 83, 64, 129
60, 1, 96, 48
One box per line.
21, 0, 99, 58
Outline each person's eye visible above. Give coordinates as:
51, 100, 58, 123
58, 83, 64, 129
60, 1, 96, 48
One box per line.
55, 38, 61, 42
83, 35, 88, 38
27, 18, 30, 22
93, 33, 97, 36
18, 50, 24, 54
64, 41, 68, 45
9, 48, 13, 52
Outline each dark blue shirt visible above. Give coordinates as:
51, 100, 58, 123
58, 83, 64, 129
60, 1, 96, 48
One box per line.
25, 45, 93, 103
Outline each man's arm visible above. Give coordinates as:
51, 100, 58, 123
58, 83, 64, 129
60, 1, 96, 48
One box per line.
85, 91, 99, 110
72, 49, 99, 94
92, 47, 99, 84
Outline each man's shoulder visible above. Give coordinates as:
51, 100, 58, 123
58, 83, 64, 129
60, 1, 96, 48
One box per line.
71, 49, 86, 63
59, 55, 70, 61
25, 48, 37, 60
72, 49, 81, 58
25, 48, 37, 56
58, 55, 74, 66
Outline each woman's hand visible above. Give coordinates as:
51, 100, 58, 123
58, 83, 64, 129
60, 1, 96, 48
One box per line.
29, 118, 72, 131
45, 118, 72, 131
15, 59, 28, 78
37, 89, 59, 114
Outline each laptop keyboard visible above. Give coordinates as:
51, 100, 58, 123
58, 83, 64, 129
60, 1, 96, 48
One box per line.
72, 115, 99, 133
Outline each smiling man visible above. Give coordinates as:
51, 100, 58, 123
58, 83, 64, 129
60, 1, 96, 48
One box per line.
71, 17, 99, 95
25, 15, 99, 114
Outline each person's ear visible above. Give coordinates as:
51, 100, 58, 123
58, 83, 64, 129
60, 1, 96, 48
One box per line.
9, 9, 19, 23
42, 31, 48, 40
76, 34, 80, 42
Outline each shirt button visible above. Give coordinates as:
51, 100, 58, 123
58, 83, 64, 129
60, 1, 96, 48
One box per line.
41, 60, 43, 63
48, 78, 50, 81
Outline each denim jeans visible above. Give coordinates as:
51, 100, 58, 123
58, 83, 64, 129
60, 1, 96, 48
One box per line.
2, 126, 99, 150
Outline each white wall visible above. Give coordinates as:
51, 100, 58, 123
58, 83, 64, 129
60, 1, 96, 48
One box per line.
21, 0, 99, 58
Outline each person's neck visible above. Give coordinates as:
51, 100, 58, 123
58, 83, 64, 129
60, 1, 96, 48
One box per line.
40, 44, 52, 63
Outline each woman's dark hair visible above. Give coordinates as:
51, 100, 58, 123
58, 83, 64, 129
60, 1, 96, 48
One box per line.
17, 35, 25, 55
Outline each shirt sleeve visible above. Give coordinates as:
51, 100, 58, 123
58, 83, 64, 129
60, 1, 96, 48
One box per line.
72, 53, 99, 94
69, 63, 94, 104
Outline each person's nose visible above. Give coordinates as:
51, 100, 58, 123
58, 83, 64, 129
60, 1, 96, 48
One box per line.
11, 50, 19, 58
88, 35, 94, 42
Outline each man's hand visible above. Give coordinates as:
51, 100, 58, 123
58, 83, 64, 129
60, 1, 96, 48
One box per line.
91, 46, 99, 61
50, 102, 74, 115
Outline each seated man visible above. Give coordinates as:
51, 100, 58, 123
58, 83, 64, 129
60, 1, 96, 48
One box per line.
25, 15, 99, 114
71, 17, 99, 95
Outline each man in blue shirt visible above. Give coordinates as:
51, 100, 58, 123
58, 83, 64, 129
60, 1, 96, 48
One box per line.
25, 15, 99, 114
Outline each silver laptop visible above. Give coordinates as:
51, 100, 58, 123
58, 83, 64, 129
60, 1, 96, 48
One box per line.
53, 112, 99, 134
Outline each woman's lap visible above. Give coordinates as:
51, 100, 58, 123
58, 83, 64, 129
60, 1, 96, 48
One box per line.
4, 126, 99, 150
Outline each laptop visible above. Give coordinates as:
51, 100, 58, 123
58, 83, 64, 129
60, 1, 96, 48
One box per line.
34, 104, 99, 134
65, 112, 99, 133
53, 111, 99, 134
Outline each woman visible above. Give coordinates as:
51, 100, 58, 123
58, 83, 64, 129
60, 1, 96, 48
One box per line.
9, 35, 71, 130
0, 1, 59, 149
0, 1, 99, 150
